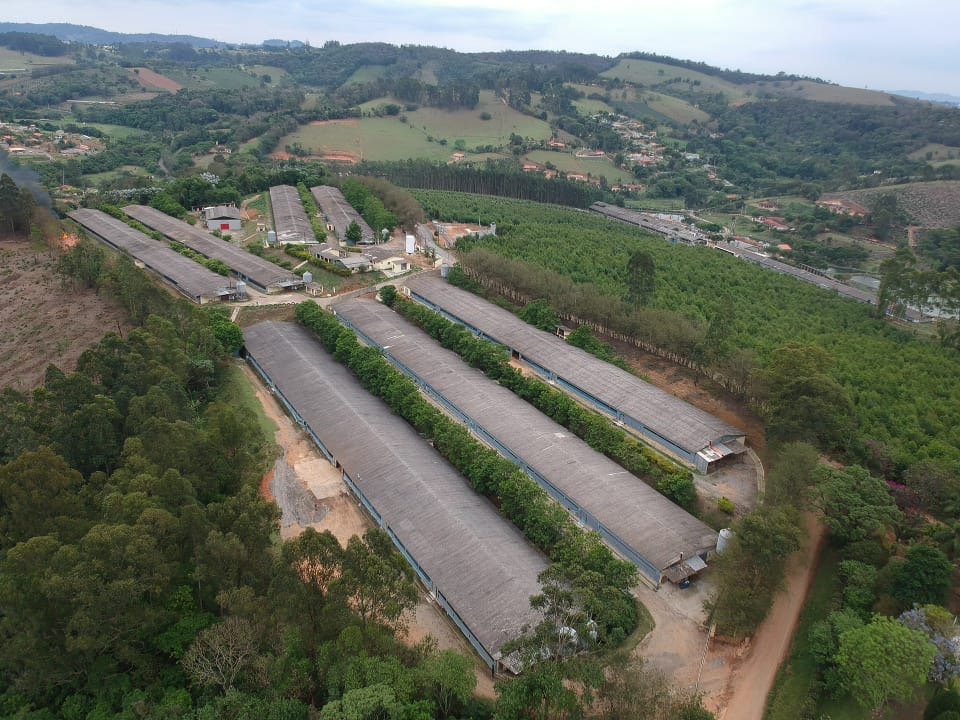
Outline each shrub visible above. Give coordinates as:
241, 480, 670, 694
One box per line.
717, 497, 735, 515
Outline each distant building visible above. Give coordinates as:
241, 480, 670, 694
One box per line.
203, 206, 242, 232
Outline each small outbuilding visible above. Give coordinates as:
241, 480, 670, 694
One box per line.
203, 205, 242, 232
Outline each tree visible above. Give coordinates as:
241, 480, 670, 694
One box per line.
836, 615, 936, 714
761, 343, 854, 450
519, 299, 559, 331
625, 250, 655, 307
765, 442, 819, 508
894, 544, 954, 608
334, 529, 419, 632
345, 220, 362, 244
419, 650, 476, 719
379, 285, 398, 308
182, 616, 261, 694
813, 465, 902, 544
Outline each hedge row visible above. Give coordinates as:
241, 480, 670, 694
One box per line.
296, 182, 328, 243
295, 301, 639, 639
390, 294, 698, 510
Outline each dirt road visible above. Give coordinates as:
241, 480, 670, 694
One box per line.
717, 514, 825, 720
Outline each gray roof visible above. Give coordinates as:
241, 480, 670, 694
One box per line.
123, 205, 301, 291
269, 185, 314, 242
243, 321, 546, 658
203, 205, 241, 221
334, 298, 719, 571
403, 275, 744, 457
311, 185, 375, 243
69, 209, 230, 302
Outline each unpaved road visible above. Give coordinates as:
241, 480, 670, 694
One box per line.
717, 514, 825, 720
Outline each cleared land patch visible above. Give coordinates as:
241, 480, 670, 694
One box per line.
745, 79, 897, 106
0, 236, 130, 391
641, 91, 711, 124
828, 181, 960, 228
909, 142, 960, 166
129, 67, 183, 92
0, 46, 72, 71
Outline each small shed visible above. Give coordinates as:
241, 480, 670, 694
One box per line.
203, 205, 242, 232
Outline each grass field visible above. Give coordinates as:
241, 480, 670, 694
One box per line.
641, 92, 711, 124
746, 79, 898, 107
84, 165, 152, 184
165, 66, 261, 91
343, 64, 390, 85
415, 62, 439, 85
0, 47, 73, 71
600, 59, 747, 100
281, 90, 553, 162
909, 143, 960, 167
72, 122, 148, 140
217, 362, 278, 441
246, 64, 289, 83
524, 150, 632, 184
567, 83, 617, 115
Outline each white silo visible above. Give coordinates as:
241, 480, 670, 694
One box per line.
405, 234, 416, 254
303, 271, 314, 285
235, 281, 247, 300
267, 230, 277, 245
716, 528, 734, 555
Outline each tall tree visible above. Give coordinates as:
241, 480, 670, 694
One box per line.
813, 465, 902, 544
625, 249, 656, 307
836, 615, 936, 714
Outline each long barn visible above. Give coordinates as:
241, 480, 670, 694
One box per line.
334, 297, 719, 585
269, 185, 315, 244
243, 321, 546, 670
123, 205, 303, 294
403, 275, 746, 473
69, 209, 234, 304
311, 185, 375, 244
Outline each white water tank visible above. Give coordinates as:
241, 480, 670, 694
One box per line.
716, 528, 734, 555
235, 281, 247, 300
303, 271, 313, 285
267, 230, 277, 245
405, 234, 416, 254
440, 264, 451, 279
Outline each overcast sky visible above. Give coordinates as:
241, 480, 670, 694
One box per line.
11, 0, 959, 95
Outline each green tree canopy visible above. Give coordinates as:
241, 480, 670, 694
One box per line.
813, 464, 902, 544
837, 615, 936, 713
894, 544, 954, 609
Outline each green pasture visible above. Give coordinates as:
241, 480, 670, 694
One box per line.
641, 92, 711, 124
165, 66, 260, 91
283, 90, 553, 161
0, 47, 72, 71
601, 59, 747, 100
524, 150, 632, 184
746, 79, 897, 107
343, 64, 390, 85
909, 143, 960, 166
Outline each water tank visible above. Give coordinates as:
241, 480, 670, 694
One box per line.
267, 230, 277, 245
716, 528, 734, 555
235, 281, 247, 300
405, 234, 416, 254
440, 264, 451, 279
303, 271, 313, 285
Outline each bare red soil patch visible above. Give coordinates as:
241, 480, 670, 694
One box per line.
130, 67, 183, 92
320, 151, 359, 164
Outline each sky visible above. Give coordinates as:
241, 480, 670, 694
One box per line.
11, 0, 960, 95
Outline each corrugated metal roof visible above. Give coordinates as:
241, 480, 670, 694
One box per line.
403, 275, 744, 456
311, 185, 375, 243
123, 205, 301, 291
269, 185, 314, 242
243, 321, 546, 658
334, 298, 719, 571
68, 208, 230, 301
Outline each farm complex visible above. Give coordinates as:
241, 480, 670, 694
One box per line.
403, 275, 746, 473
123, 205, 304, 293
243, 321, 547, 672
68, 208, 236, 304
333, 297, 720, 584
